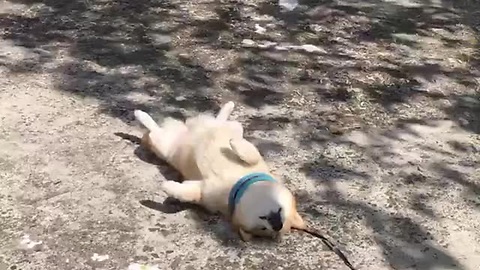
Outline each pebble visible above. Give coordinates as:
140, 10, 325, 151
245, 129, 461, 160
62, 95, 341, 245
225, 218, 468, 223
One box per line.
128, 263, 160, 270
19, 234, 43, 252
175, 96, 186, 101
254, 24, 267, 34
149, 34, 171, 45
279, 0, 298, 11
91, 253, 109, 262
241, 39, 256, 47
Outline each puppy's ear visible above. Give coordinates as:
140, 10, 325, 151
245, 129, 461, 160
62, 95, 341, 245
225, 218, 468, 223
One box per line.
290, 210, 306, 229
290, 198, 306, 229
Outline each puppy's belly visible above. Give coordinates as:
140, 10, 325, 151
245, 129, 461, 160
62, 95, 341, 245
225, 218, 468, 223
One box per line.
173, 145, 202, 180
159, 131, 203, 180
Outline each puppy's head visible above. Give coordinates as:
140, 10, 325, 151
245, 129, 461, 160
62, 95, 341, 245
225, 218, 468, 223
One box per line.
231, 181, 305, 241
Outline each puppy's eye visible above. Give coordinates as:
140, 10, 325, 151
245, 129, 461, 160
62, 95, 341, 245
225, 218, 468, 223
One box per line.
259, 216, 267, 220
260, 227, 267, 231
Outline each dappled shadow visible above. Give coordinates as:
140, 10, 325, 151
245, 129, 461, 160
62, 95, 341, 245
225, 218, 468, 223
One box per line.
0, 0, 220, 123
445, 93, 480, 134
305, 195, 461, 270
1, 0, 478, 131
409, 193, 436, 218
300, 155, 370, 184
298, 117, 479, 268
244, 137, 285, 159
252, 0, 479, 133
431, 162, 480, 202
299, 150, 466, 269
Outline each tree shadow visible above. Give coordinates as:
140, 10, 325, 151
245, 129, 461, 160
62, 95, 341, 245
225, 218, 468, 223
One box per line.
0, 0, 222, 124
300, 155, 370, 185
251, 0, 479, 133
298, 116, 479, 268
431, 162, 480, 204
301, 167, 463, 270
444, 93, 480, 134
1, 0, 478, 132
326, 199, 461, 270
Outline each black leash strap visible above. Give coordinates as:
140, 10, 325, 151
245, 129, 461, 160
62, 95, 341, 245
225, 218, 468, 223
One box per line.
295, 228, 356, 270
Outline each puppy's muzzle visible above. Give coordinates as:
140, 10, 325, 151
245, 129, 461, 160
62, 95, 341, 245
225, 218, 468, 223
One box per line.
268, 212, 283, 232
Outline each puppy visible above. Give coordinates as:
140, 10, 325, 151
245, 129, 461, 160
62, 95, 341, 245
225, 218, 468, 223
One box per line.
134, 101, 306, 241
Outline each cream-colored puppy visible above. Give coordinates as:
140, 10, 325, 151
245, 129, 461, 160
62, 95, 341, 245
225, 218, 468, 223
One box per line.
134, 102, 306, 241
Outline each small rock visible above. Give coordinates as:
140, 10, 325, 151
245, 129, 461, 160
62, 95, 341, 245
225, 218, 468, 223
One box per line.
472, 144, 480, 153
327, 114, 337, 122
274, 45, 289, 51
241, 39, 256, 47
150, 33, 171, 45
19, 235, 43, 251
143, 246, 154, 253
133, 255, 149, 261
175, 96, 187, 101
91, 253, 109, 262
299, 44, 327, 53
258, 41, 277, 49
128, 263, 160, 270
254, 24, 267, 34
279, 0, 298, 11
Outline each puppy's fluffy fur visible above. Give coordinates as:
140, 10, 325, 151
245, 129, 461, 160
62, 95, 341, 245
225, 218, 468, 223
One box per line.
134, 102, 305, 240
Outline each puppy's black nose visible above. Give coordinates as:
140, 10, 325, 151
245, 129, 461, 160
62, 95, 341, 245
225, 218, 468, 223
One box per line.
268, 212, 283, 232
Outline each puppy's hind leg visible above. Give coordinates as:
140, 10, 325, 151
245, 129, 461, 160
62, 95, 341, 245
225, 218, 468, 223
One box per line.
147, 117, 188, 161
229, 138, 262, 165
216, 101, 235, 121
135, 110, 160, 131
161, 180, 202, 203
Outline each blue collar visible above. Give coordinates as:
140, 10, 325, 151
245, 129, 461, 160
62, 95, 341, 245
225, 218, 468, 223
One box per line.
228, 172, 277, 216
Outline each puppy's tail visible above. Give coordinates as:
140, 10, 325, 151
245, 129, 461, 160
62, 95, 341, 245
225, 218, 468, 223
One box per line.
134, 110, 159, 131
216, 101, 235, 121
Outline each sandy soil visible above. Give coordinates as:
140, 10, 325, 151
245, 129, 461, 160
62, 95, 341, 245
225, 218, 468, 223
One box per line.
0, 0, 479, 269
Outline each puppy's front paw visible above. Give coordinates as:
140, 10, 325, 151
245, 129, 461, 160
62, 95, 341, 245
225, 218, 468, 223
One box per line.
161, 181, 178, 197
160, 180, 202, 203
238, 228, 253, 242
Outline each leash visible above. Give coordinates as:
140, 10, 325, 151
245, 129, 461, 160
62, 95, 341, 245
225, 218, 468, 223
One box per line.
294, 227, 356, 270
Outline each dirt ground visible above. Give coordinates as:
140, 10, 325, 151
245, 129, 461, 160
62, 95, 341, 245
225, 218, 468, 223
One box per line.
0, 0, 479, 269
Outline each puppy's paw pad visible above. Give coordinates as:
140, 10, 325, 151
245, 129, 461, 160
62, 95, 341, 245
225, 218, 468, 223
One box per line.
225, 101, 235, 109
